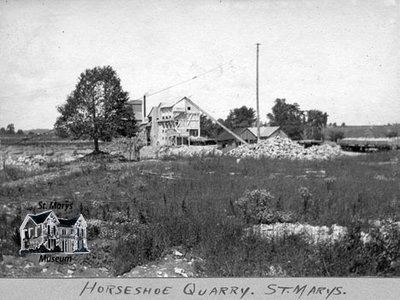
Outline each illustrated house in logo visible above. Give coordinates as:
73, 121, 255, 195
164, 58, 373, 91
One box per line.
19, 210, 89, 254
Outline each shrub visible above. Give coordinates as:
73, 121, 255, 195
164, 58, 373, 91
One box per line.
234, 189, 296, 224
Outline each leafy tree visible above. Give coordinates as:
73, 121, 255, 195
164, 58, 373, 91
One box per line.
6, 123, 15, 134
16, 129, 24, 135
200, 114, 222, 138
267, 99, 304, 140
0, 127, 5, 135
28, 131, 35, 136
225, 106, 256, 129
304, 110, 328, 140
54, 66, 136, 152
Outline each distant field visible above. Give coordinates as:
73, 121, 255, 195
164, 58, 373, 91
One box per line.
1, 141, 399, 277
0, 135, 95, 146
323, 124, 400, 139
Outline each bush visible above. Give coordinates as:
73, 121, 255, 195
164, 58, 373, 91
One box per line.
234, 189, 296, 224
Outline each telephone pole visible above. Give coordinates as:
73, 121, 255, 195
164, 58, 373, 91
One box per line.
256, 43, 261, 142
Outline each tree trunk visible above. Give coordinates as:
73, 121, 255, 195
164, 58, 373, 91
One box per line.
94, 138, 99, 153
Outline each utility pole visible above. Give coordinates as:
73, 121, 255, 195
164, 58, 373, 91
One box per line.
256, 43, 261, 142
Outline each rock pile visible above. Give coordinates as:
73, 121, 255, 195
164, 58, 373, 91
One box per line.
251, 223, 348, 245
227, 137, 341, 160
140, 145, 223, 160
160, 146, 223, 158
1, 155, 47, 170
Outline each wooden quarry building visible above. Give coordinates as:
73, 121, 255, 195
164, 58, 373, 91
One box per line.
146, 97, 201, 146
130, 96, 287, 149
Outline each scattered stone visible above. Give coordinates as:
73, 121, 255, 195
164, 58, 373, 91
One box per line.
140, 145, 222, 160
227, 137, 341, 160
173, 250, 183, 258
251, 223, 348, 244
174, 267, 188, 277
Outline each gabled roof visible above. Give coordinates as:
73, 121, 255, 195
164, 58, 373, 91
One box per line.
28, 211, 53, 224
216, 128, 248, 141
22, 210, 84, 228
148, 97, 193, 115
58, 216, 80, 227
248, 126, 280, 138
216, 126, 283, 142
159, 102, 175, 109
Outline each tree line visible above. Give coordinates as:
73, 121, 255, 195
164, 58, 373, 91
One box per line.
0, 124, 28, 135
201, 98, 329, 140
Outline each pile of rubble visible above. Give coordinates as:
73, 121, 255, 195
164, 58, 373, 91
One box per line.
140, 145, 222, 160
251, 223, 348, 245
159, 146, 223, 158
251, 219, 400, 246
1, 155, 47, 170
0, 152, 89, 171
227, 137, 341, 160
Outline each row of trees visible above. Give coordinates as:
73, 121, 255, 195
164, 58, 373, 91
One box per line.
268, 99, 328, 140
0, 124, 25, 135
200, 106, 257, 138
201, 99, 328, 140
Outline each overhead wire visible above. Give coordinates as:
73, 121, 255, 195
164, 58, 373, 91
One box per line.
132, 60, 234, 100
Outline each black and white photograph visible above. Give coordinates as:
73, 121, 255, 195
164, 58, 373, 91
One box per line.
0, 0, 399, 297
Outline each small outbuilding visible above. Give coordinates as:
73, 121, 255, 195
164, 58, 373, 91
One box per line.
216, 126, 288, 149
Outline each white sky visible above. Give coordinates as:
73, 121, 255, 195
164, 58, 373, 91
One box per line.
0, 0, 399, 130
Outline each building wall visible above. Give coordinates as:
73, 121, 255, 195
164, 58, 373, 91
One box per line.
240, 129, 257, 143
127, 100, 143, 123
21, 218, 41, 250
149, 98, 201, 146
132, 103, 142, 122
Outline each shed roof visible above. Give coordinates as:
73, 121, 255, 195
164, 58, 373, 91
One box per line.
216, 126, 282, 142
248, 126, 280, 138
216, 128, 248, 141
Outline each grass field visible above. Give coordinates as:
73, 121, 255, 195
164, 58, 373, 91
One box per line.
1, 143, 400, 277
